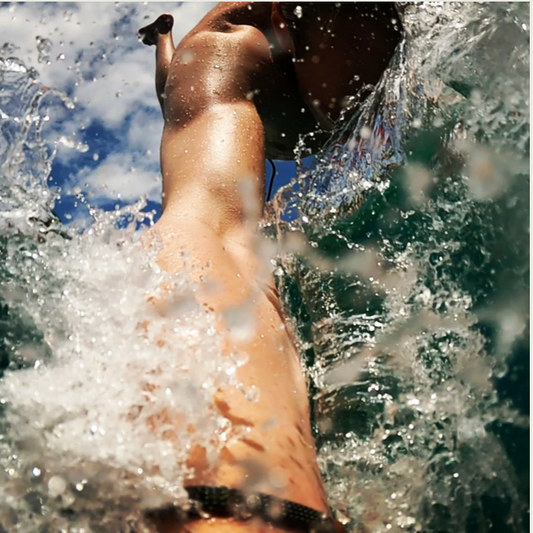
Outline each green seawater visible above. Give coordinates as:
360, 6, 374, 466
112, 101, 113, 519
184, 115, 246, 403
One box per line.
264, 3, 529, 531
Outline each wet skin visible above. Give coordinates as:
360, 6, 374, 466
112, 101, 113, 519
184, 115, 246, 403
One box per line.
139, 3, 401, 160
137, 3, 402, 532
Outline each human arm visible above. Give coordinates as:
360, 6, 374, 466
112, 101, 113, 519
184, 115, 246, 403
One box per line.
139, 6, 331, 532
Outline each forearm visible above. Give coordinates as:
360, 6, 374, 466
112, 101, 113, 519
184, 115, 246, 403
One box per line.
160, 102, 265, 228
149, 21, 275, 314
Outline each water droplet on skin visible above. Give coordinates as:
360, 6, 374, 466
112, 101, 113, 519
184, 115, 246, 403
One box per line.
269, 466, 288, 488
233, 352, 249, 367
244, 385, 259, 402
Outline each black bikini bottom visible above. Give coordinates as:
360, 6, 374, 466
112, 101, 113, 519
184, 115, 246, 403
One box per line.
145, 485, 347, 532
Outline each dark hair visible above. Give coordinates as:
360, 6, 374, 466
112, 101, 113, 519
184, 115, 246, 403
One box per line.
279, 3, 304, 27
278, 3, 334, 48
279, 3, 324, 33
279, 3, 402, 38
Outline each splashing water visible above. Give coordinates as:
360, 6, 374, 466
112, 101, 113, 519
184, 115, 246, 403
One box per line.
0, 39, 242, 532
265, 3, 529, 532
0, 2, 529, 533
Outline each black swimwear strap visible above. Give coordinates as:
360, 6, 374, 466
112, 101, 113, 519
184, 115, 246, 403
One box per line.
187, 486, 346, 532
146, 485, 347, 532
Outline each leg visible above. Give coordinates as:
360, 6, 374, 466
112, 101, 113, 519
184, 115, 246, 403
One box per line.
139, 14, 175, 112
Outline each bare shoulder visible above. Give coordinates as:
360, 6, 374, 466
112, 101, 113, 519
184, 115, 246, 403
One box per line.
186, 2, 274, 36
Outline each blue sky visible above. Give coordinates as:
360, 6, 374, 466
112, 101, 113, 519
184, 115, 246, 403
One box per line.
0, 2, 306, 227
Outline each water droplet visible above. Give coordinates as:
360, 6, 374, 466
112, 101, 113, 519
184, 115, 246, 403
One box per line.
267, 500, 284, 520
244, 385, 259, 402
233, 352, 249, 367
48, 475, 67, 496
360, 126, 372, 139
36, 36, 52, 64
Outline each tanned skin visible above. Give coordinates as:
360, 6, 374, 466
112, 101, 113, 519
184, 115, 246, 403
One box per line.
137, 3, 402, 532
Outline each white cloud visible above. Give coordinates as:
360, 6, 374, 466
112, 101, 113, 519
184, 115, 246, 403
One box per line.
0, 2, 215, 208
72, 151, 161, 205
127, 107, 162, 155
1, 3, 214, 92
74, 47, 157, 129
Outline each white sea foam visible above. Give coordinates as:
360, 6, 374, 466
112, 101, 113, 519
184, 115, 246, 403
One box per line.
0, 47, 238, 532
